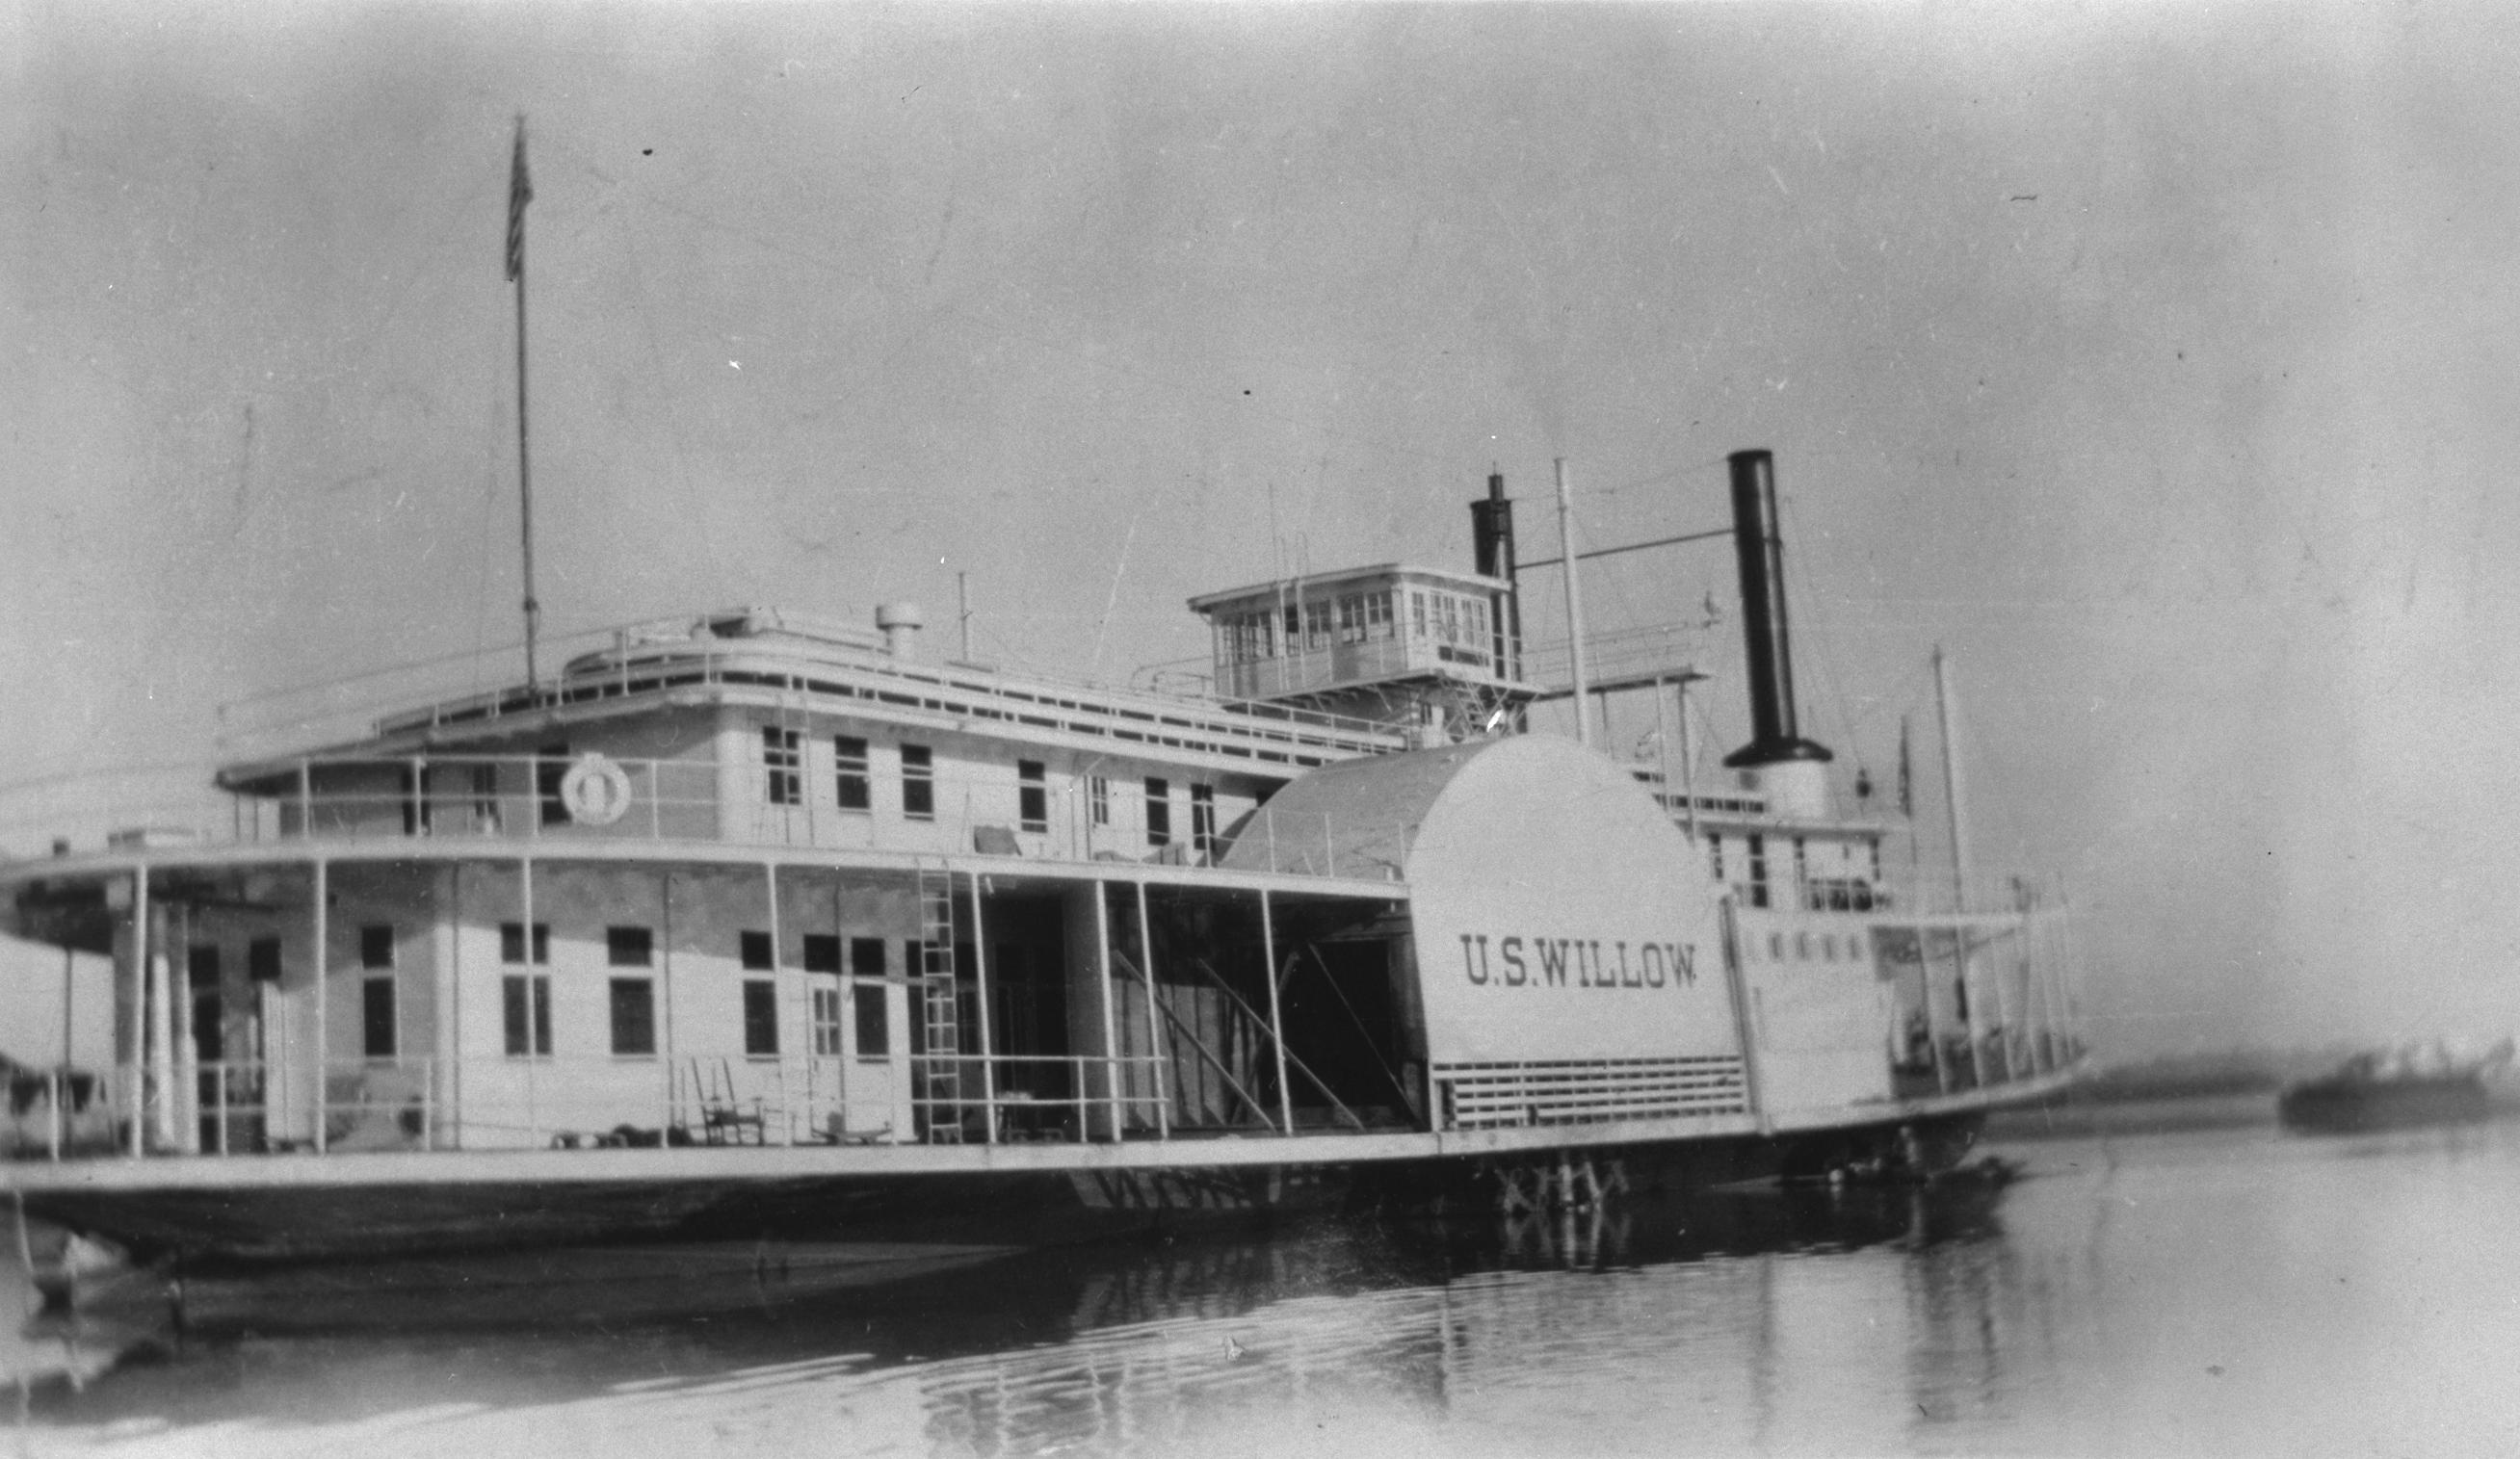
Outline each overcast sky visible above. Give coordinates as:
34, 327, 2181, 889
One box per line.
8, 2, 2519, 1058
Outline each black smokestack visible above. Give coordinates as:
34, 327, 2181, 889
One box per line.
1470, 470, 1523, 680
1723, 449, 1831, 768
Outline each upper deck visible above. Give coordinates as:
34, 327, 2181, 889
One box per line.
0, 609, 1417, 875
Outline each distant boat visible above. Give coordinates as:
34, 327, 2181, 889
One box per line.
2277, 1040, 2509, 1133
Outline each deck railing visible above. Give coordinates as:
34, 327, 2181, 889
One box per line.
1, 1052, 1178, 1163
214, 619, 1404, 767
0, 752, 1398, 880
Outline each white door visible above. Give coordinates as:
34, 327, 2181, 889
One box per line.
258, 983, 320, 1146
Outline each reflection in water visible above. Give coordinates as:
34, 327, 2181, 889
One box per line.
7, 1179, 2037, 1457
15, 1112, 2520, 1456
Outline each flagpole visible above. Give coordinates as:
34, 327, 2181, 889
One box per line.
509, 115, 541, 696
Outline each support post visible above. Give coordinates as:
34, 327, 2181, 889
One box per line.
171, 904, 196, 1155
59, 944, 74, 1156
968, 872, 997, 1143
660, 872, 678, 1132
1094, 882, 1122, 1139
765, 861, 796, 1143
312, 858, 328, 1155
1134, 881, 1168, 1139
447, 864, 463, 1150
1259, 890, 1293, 1135
147, 904, 174, 1152
128, 864, 147, 1156
520, 857, 537, 1147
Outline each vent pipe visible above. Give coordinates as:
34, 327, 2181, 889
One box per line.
876, 602, 924, 661
1722, 449, 1831, 769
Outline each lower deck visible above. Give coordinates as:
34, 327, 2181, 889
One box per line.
10, 1078, 2073, 1263
4, 835, 2086, 1223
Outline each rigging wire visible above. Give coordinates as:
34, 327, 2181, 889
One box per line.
1777, 486, 1869, 774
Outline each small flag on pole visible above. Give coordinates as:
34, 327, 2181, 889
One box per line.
1897, 715, 1913, 818
506, 117, 533, 281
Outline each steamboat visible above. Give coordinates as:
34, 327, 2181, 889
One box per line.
0, 445, 2085, 1265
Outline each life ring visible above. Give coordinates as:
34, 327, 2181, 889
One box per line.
559, 753, 634, 826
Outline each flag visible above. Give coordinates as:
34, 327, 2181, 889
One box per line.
1897, 715, 1913, 818
506, 118, 533, 281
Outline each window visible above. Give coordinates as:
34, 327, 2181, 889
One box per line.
1191, 784, 1217, 856
500, 922, 550, 965
1089, 775, 1111, 826
1746, 835, 1770, 909
853, 983, 889, 1058
834, 736, 870, 811
362, 977, 396, 1057
743, 980, 779, 1056
901, 743, 934, 820
740, 930, 774, 971
188, 944, 220, 986
606, 925, 653, 968
192, 989, 223, 1063
851, 937, 887, 977
1709, 835, 1725, 883
609, 978, 656, 1055
1793, 837, 1808, 891
1365, 591, 1394, 639
1144, 778, 1171, 847
360, 925, 395, 970
1018, 760, 1048, 833
763, 726, 801, 805
802, 934, 842, 975
401, 765, 427, 836
538, 743, 571, 826
471, 764, 500, 829
249, 937, 282, 984
1410, 590, 1428, 639
503, 975, 552, 1056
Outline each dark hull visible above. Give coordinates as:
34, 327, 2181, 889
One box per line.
2277, 1074, 2488, 1133
25, 1112, 1986, 1269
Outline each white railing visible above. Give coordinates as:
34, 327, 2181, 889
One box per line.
9, 1052, 1180, 1163
0, 752, 1399, 882
214, 619, 1404, 767
906, 1054, 1174, 1145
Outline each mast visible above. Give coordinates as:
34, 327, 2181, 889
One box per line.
1933, 645, 1973, 909
508, 116, 541, 692
1554, 457, 1592, 745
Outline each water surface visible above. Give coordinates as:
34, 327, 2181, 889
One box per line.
12, 1101, 2520, 1456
